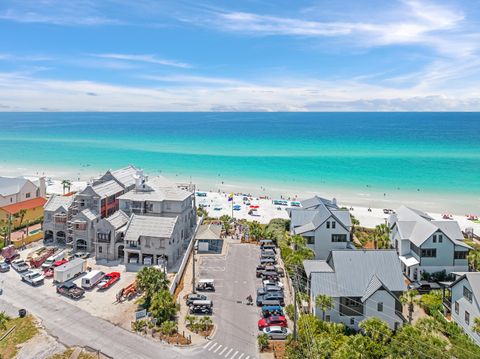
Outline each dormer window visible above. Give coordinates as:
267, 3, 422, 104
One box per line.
332, 221, 336, 229
326, 221, 330, 229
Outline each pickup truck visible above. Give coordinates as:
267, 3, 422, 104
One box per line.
56, 282, 85, 299
21, 271, 45, 286
11, 259, 30, 272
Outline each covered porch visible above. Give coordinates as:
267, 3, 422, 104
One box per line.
399, 255, 420, 281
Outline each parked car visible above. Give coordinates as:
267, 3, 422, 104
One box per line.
196, 279, 215, 291
261, 244, 277, 252
56, 282, 85, 299
261, 305, 284, 318
189, 300, 213, 315
21, 271, 45, 286
0, 261, 10, 272
259, 270, 279, 280
186, 293, 207, 306
73, 252, 90, 259
408, 281, 441, 294
261, 249, 276, 257
42, 251, 66, 269
11, 259, 30, 272
263, 279, 284, 288
260, 257, 277, 265
263, 326, 291, 340
97, 272, 121, 290
258, 315, 288, 330
257, 285, 283, 296
257, 292, 285, 306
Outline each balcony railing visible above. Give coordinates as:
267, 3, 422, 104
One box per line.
443, 298, 452, 310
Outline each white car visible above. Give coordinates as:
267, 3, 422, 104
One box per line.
263, 326, 291, 340
263, 279, 284, 288
11, 259, 30, 272
22, 271, 45, 286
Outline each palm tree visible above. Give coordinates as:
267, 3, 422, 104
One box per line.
473, 317, 480, 334
18, 209, 27, 228
136, 267, 170, 308
0, 311, 10, 331
373, 223, 391, 249
160, 320, 177, 336
61, 179, 71, 195
131, 319, 146, 333
0, 219, 8, 247
315, 294, 334, 321
199, 316, 213, 333
185, 315, 197, 328
150, 290, 178, 324
400, 289, 419, 324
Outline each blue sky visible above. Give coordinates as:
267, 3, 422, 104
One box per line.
1, 0, 480, 111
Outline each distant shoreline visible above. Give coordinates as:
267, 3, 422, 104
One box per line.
2, 161, 479, 214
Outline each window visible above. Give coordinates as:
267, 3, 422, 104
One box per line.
98, 246, 102, 253
332, 221, 336, 229
377, 302, 383, 312
433, 235, 437, 243
411, 243, 422, 257
465, 311, 470, 325
455, 301, 459, 314
464, 286, 473, 303
421, 248, 437, 258
454, 251, 467, 260
439, 235, 443, 243
332, 234, 347, 242
25, 192, 31, 198
305, 236, 315, 245
325, 315, 330, 322
326, 221, 330, 229
350, 318, 355, 325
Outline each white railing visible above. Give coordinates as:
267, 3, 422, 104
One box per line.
169, 216, 203, 295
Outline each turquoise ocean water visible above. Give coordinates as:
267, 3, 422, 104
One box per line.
0, 112, 479, 211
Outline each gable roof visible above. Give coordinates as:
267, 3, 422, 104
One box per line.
290, 195, 351, 235
451, 272, 480, 299
124, 214, 178, 242
105, 210, 129, 229
303, 260, 334, 277
1, 197, 47, 214
44, 195, 74, 212
109, 165, 138, 188
0, 177, 29, 197
307, 250, 406, 300
80, 208, 99, 221
91, 180, 124, 198
196, 224, 222, 240
393, 205, 469, 248
118, 176, 191, 202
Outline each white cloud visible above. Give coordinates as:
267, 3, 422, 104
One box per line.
0, 9, 120, 26
92, 53, 191, 68
141, 74, 246, 86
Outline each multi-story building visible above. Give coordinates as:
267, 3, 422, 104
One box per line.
305, 250, 406, 330
288, 196, 353, 259
95, 210, 129, 261
0, 176, 46, 207
389, 206, 471, 281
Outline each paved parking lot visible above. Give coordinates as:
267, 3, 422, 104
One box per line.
194, 243, 261, 359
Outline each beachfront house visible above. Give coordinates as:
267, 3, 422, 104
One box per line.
0, 176, 46, 207
43, 195, 74, 243
288, 196, 353, 259
0, 197, 47, 228
443, 272, 480, 346
389, 206, 471, 281
123, 214, 181, 267
304, 250, 407, 330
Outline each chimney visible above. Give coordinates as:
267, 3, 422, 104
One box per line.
39, 177, 47, 197
332, 197, 337, 206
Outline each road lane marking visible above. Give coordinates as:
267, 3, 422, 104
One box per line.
219, 347, 228, 355
238, 354, 245, 359
214, 344, 223, 353
225, 348, 233, 357
230, 350, 239, 359
204, 341, 213, 349
209, 343, 218, 351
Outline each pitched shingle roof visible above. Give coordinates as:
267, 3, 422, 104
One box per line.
1, 197, 47, 214
124, 214, 178, 242
118, 176, 191, 202
92, 180, 124, 198
81, 208, 99, 221
308, 250, 406, 300
0, 177, 28, 197
109, 165, 138, 188
105, 210, 129, 229
196, 224, 222, 240
44, 195, 74, 212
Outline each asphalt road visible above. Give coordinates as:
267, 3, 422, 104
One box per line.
196, 243, 260, 359
0, 243, 261, 359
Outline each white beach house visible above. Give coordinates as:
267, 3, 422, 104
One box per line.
288, 196, 353, 260
304, 250, 406, 330
389, 206, 471, 281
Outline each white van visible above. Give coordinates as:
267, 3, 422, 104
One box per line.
42, 251, 65, 269
81, 270, 105, 289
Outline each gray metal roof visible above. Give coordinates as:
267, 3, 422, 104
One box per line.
124, 214, 178, 242
0, 177, 28, 197
196, 224, 222, 240
106, 210, 129, 229
118, 176, 191, 202
290, 196, 351, 235
451, 272, 480, 300
309, 250, 406, 299
303, 260, 333, 277
394, 206, 468, 247
81, 208, 99, 221
92, 180, 124, 198
44, 195, 74, 212
110, 165, 138, 188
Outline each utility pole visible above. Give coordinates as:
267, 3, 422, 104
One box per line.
192, 240, 196, 294
293, 267, 298, 341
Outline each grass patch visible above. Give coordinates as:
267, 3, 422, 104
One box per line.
0, 315, 38, 359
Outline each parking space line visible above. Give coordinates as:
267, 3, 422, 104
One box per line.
209, 343, 218, 351
214, 344, 223, 353
245, 356, 250, 359
230, 350, 239, 359
219, 347, 228, 355
224, 348, 233, 357
204, 341, 213, 349
238, 354, 245, 359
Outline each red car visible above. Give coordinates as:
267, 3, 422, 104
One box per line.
97, 272, 121, 290
44, 259, 69, 278
258, 315, 287, 330
53, 259, 68, 267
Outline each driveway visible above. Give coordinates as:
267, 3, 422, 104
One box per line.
194, 243, 260, 359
